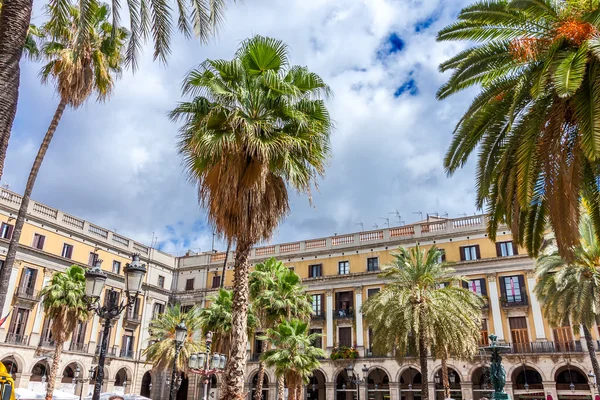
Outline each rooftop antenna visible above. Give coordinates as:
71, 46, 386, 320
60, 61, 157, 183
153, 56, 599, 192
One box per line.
459, 212, 467, 217
1, 183, 9, 190
441, 212, 449, 218
372, 223, 379, 229
389, 210, 404, 226
412, 211, 423, 221
356, 222, 364, 232
211, 229, 216, 252
379, 217, 390, 228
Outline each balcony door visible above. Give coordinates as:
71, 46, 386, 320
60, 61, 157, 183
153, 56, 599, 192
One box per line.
8, 308, 29, 339
509, 317, 529, 352
19, 268, 37, 294
338, 327, 352, 348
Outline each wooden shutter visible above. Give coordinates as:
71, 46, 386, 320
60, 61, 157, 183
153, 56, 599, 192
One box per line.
339, 327, 352, 347
462, 281, 468, 289
475, 245, 481, 259
320, 294, 325, 314
29, 269, 37, 289
459, 247, 466, 261
6, 225, 13, 240
7, 309, 19, 334
308, 265, 313, 278
480, 278, 488, 296
499, 276, 506, 297
517, 275, 526, 294
441, 250, 446, 262
512, 242, 519, 255
495, 243, 502, 257
335, 292, 339, 310
38, 235, 45, 249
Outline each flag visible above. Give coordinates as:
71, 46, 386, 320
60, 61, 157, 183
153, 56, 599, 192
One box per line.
0, 307, 13, 327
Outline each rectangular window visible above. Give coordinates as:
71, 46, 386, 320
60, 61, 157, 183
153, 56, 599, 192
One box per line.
338, 261, 350, 275
61, 243, 73, 259
460, 245, 480, 261
32, 233, 45, 250
122, 329, 135, 352
509, 317, 530, 352
112, 261, 121, 274
41, 317, 53, 343
464, 278, 487, 296
88, 252, 97, 266
103, 289, 120, 307
437, 249, 446, 264
501, 275, 524, 302
181, 304, 193, 313
8, 308, 29, 336
254, 335, 264, 355
19, 267, 37, 291
0, 223, 13, 240
157, 275, 165, 288
335, 291, 353, 314
309, 328, 323, 349
72, 321, 87, 344
496, 241, 517, 257
367, 257, 379, 272
311, 294, 323, 316
152, 303, 165, 320
308, 264, 322, 278
367, 288, 380, 298
185, 278, 195, 291
480, 319, 489, 346
436, 282, 448, 289
338, 327, 352, 348
212, 275, 221, 289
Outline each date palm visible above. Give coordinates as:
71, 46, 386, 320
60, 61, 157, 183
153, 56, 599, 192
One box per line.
39, 265, 89, 400
535, 212, 600, 384
437, 0, 600, 259
260, 320, 325, 400
0, 0, 230, 184
0, 1, 127, 315
249, 258, 313, 400
171, 35, 332, 399
362, 245, 483, 400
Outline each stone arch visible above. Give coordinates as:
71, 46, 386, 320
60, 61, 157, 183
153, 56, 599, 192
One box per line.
432, 366, 462, 400
30, 360, 50, 382
507, 362, 545, 383
311, 368, 329, 384
471, 365, 493, 400
551, 362, 590, 383
246, 368, 275, 385
366, 367, 391, 400
114, 367, 132, 388
0, 353, 25, 376
90, 365, 111, 385
61, 361, 85, 383
510, 364, 543, 392
396, 364, 420, 383
554, 363, 591, 392
364, 365, 393, 382
431, 364, 463, 382
248, 369, 270, 400
140, 371, 151, 397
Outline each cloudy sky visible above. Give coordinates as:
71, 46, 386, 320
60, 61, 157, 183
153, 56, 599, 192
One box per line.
6, 0, 481, 256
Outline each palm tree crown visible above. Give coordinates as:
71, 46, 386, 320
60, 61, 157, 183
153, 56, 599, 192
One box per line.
437, 0, 600, 258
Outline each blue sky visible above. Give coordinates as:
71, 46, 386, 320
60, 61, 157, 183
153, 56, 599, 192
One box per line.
6, 0, 479, 255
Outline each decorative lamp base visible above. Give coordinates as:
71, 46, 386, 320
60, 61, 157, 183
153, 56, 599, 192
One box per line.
493, 393, 511, 400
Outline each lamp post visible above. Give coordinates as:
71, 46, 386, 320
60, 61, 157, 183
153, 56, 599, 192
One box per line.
84, 254, 147, 400
189, 331, 228, 400
74, 366, 94, 400
589, 370, 597, 392
169, 322, 188, 400
345, 364, 368, 400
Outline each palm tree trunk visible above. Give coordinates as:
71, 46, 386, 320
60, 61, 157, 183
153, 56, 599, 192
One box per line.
0, 0, 33, 181
582, 325, 600, 386
277, 375, 285, 400
220, 240, 231, 289
441, 355, 450, 399
46, 338, 65, 400
419, 307, 429, 400
253, 340, 268, 400
0, 99, 66, 311
220, 239, 252, 400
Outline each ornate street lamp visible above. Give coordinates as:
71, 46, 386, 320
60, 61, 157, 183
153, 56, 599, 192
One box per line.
188, 331, 227, 400
589, 370, 597, 390
345, 364, 368, 400
169, 322, 188, 400
84, 254, 146, 400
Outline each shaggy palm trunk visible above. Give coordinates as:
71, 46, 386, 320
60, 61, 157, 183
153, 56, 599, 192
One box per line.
0, 0, 33, 181
0, 99, 67, 311
220, 240, 231, 288
45, 338, 65, 400
277, 376, 285, 400
583, 325, 600, 386
221, 239, 252, 400
419, 307, 429, 400
253, 340, 268, 400
441, 355, 450, 399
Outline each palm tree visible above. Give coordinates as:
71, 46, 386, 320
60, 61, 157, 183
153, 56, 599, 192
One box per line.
535, 212, 600, 382
437, 0, 600, 259
362, 245, 483, 400
249, 258, 313, 400
0, 0, 230, 183
0, 1, 127, 314
39, 265, 89, 400
261, 319, 325, 400
171, 35, 333, 399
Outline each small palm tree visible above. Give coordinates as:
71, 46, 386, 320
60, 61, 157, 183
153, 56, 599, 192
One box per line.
362, 245, 483, 400
0, 1, 128, 319
261, 319, 325, 400
535, 213, 600, 382
40, 265, 89, 400
171, 35, 332, 399
249, 258, 313, 400
144, 304, 204, 371
437, 0, 600, 259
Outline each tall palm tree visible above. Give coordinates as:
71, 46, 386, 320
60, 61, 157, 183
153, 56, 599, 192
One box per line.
39, 265, 89, 400
0, 0, 230, 183
437, 0, 600, 259
249, 258, 313, 400
261, 320, 325, 400
362, 245, 483, 400
0, 1, 127, 314
535, 212, 600, 382
171, 35, 333, 399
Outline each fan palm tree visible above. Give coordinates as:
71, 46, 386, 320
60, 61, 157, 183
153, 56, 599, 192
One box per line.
0, 1, 127, 314
0, 0, 231, 185
437, 0, 600, 259
535, 212, 600, 382
249, 258, 313, 400
261, 319, 325, 400
39, 265, 89, 400
362, 245, 483, 400
171, 35, 332, 399
144, 304, 204, 371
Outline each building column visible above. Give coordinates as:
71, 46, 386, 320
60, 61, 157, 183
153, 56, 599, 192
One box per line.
18, 373, 31, 390
487, 274, 505, 341
461, 382, 473, 400
326, 382, 335, 400
389, 382, 400, 400
29, 269, 53, 345
355, 287, 364, 348
113, 313, 124, 354
0, 265, 19, 340
326, 290, 334, 348
504, 383, 514, 400
527, 272, 546, 340
138, 294, 152, 354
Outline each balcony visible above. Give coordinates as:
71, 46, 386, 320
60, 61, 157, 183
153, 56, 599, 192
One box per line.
38, 339, 55, 349
96, 345, 119, 357
248, 353, 262, 362
14, 286, 40, 304
69, 342, 88, 353
311, 313, 326, 321
509, 341, 583, 354
119, 349, 135, 359
123, 311, 141, 326
500, 293, 528, 308
333, 309, 355, 319
5, 333, 27, 345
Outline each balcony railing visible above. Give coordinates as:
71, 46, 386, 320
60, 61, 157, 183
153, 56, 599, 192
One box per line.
333, 309, 355, 319
96, 345, 119, 357
5, 333, 27, 345
311, 313, 326, 321
15, 286, 40, 301
509, 341, 583, 354
119, 349, 135, 359
124, 312, 141, 325
500, 293, 528, 307
39, 338, 55, 348
69, 342, 88, 353
557, 383, 590, 391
